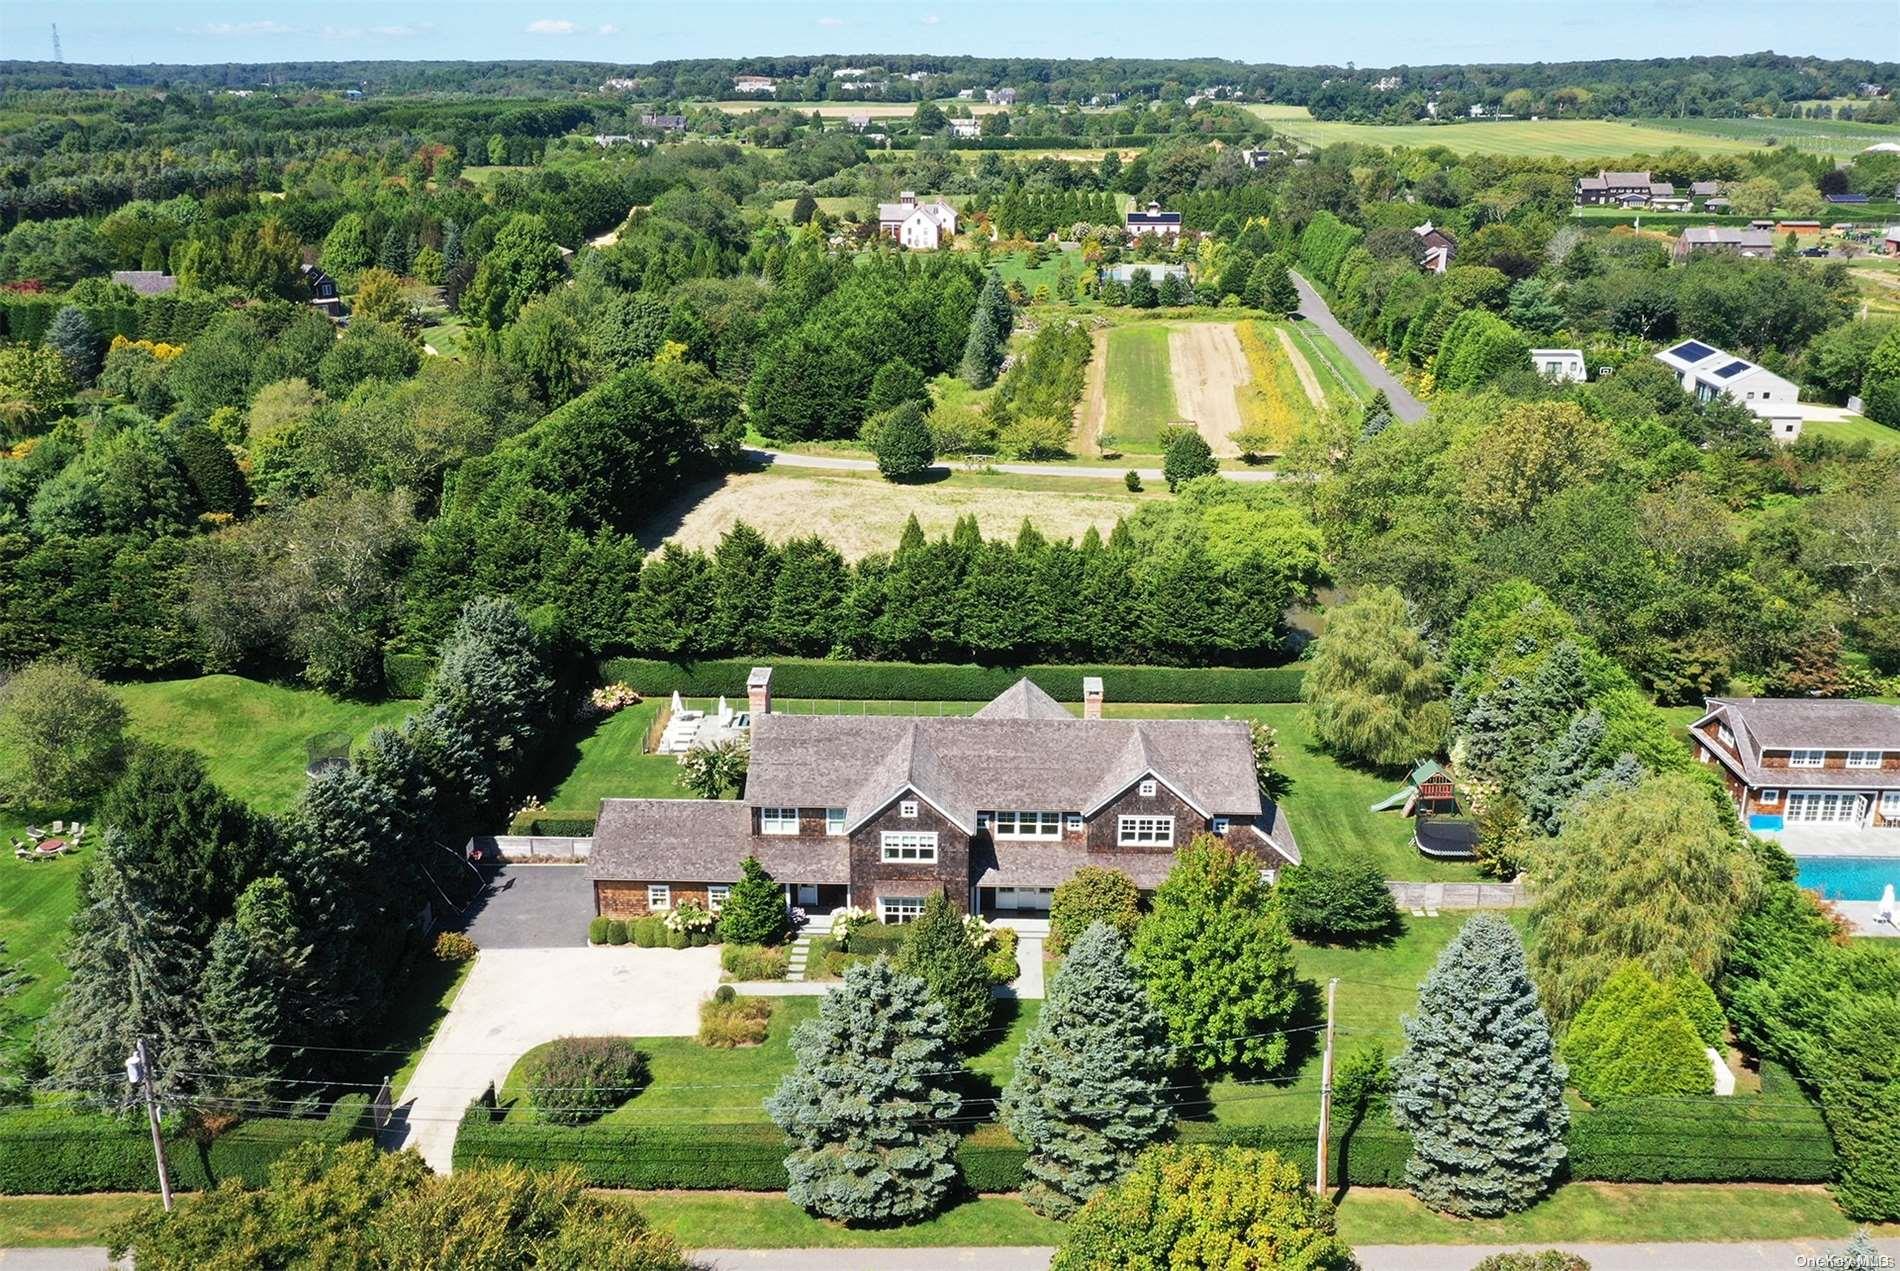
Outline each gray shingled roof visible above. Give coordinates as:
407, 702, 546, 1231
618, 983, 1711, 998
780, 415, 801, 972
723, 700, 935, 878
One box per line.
111, 270, 176, 296
591, 799, 849, 883
1706, 698, 1900, 753
972, 678, 1073, 720
744, 713, 1264, 835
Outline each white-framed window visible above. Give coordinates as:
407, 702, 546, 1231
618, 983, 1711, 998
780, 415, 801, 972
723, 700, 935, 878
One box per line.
1138, 779, 1157, 798
992, 811, 1061, 839
1846, 750, 1882, 769
1065, 814, 1084, 832
1758, 789, 1780, 804
899, 800, 919, 819
1212, 817, 1230, 834
1788, 749, 1826, 769
881, 831, 939, 863
707, 884, 731, 912
760, 807, 799, 835
1118, 815, 1174, 846
879, 896, 926, 923
825, 807, 846, 835
1717, 724, 1736, 748
1882, 791, 1900, 813
647, 884, 671, 911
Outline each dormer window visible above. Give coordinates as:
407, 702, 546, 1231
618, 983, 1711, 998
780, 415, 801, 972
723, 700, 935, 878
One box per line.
1138, 780, 1156, 798
1846, 751, 1882, 769
1212, 817, 1229, 834
1788, 749, 1826, 769
1717, 725, 1735, 748
760, 807, 798, 835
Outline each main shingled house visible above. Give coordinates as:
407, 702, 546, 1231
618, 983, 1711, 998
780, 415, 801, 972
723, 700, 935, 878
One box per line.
590, 669, 1299, 922
1691, 697, 1900, 830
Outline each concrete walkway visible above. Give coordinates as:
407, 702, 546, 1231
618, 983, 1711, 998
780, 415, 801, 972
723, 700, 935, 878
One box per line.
0, 1252, 126, 1270
1387, 881, 1529, 912
744, 448, 1280, 484
695, 1238, 1900, 1271
1290, 271, 1425, 423
386, 946, 719, 1171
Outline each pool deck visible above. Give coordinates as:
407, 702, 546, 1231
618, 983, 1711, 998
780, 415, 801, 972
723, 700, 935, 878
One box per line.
1762, 826, 1900, 857
1833, 902, 1900, 938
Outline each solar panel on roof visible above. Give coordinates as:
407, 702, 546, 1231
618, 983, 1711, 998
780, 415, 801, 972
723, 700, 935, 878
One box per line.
1669, 340, 1718, 363
1713, 360, 1752, 379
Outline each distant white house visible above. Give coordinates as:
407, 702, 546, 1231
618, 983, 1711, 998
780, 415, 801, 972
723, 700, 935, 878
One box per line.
1655, 339, 1802, 441
732, 75, 777, 95
949, 118, 982, 139
1530, 348, 1587, 382
878, 192, 958, 249
985, 87, 1017, 105
1101, 262, 1190, 284
1126, 200, 1183, 237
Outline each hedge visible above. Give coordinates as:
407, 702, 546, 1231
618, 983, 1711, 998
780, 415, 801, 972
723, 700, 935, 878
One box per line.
0, 1094, 369, 1194
455, 1087, 1836, 1192
382, 650, 434, 700
506, 811, 599, 837
597, 657, 1304, 704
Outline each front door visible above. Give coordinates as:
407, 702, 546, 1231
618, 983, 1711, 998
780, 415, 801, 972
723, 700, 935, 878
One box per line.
796, 884, 819, 906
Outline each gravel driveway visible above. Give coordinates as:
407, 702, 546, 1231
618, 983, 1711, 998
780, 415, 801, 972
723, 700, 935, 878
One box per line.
388, 945, 720, 1171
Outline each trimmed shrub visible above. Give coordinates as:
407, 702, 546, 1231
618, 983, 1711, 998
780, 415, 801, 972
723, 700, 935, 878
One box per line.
721, 944, 790, 981
840, 922, 907, 958
983, 926, 1020, 984
665, 929, 690, 950
714, 985, 736, 1004
605, 920, 629, 947
432, 931, 477, 963
1274, 854, 1400, 943
381, 650, 434, 699
718, 857, 789, 946
1566, 1094, 1833, 1183
1048, 867, 1141, 957
588, 916, 611, 945
526, 1037, 649, 1127
596, 657, 1303, 704
1668, 966, 1727, 1048
1561, 962, 1712, 1102
631, 916, 664, 947
1471, 1255, 1591, 1271
698, 995, 773, 1048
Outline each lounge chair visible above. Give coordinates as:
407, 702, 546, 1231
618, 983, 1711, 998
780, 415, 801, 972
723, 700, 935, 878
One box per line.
23, 827, 43, 839
49, 820, 64, 834
13, 849, 27, 860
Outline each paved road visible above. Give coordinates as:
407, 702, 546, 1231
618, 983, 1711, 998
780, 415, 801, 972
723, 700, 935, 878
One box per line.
1289, 271, 1425, 423
743, 448, 1280, 484
695, 1238, 1900, 1271
385, 945, 719, 1171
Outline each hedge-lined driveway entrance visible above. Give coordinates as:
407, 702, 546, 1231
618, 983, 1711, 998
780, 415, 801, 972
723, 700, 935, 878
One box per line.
387, 945, 719, 1171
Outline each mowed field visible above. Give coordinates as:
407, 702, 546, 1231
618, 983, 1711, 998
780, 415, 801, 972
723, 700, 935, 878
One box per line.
1631, 114, 1900, 157
663, 469, 1154, 558
1168, 323, 1250, 458
1245, 104, 1762, 156
1099, 324, 1179, 452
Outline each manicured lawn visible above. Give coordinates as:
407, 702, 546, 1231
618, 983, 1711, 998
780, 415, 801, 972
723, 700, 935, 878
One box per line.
536, 701, 689, 818
990, 248, 1079, 298
1102, 324, 1179, 453
1286, 319, 1371, 402
1806, 414, 1900, 448
630, 1193, 1067, 1248
0, 818, 86, 1037
115, 676, 417, 815
1102, 703, 1483, 882
0, 1194, 156, 1247
1335, 1183, 1898, 1244
1245, 105, 1762, 157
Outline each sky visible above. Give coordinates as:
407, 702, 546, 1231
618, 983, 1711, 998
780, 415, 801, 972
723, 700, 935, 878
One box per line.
3, 0, 1894, 68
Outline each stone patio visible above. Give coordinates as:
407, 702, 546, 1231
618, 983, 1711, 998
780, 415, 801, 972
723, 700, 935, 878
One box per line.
1762, 826, 1900, 857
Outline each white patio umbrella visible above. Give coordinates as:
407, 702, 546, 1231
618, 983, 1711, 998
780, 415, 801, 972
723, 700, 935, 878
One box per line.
1881, 883, 1896, 927
718, 695, 731, 720
670, 690, 683, 714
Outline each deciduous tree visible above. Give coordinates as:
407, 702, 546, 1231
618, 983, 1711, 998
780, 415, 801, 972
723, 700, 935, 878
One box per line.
1301, 587, 1449, 769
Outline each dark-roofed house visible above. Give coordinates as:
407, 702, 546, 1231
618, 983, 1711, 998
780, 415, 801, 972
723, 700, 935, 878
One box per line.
1126, 200, 1183, 238
591, 669, 1299, 922
111, 270, 177, 296
1575, 169, 1658, 206
1691, 698, 1900, 830
1672, 226, 1775, 261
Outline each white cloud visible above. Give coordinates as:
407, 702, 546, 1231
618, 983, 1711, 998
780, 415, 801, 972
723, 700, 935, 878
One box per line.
921, 13, 941, 23
525, 19, 581, 35
371, 23, 434, 37
817, 15, 845, 26
598, 23, 621, 34
197, 20, 296, 36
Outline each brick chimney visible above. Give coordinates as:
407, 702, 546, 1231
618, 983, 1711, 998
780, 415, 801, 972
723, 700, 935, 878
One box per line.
1082, 676, 1104, 720
747, 666, 773, 717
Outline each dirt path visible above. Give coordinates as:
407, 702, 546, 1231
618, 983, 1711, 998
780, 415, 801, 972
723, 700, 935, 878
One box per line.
1168, 323, 1249, 459
1274, 326, 1325, 408
1077, 327, 1109, 455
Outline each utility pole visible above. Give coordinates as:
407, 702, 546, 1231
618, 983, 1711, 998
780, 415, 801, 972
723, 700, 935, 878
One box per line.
1314, 977, 1339, 1197
126, 1039, 174, 1212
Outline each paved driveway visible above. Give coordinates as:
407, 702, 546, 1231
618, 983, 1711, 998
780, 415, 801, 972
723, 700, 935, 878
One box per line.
1289, 270, 1426, 422
388, 945, 721, 1171
457, 864, 594, 948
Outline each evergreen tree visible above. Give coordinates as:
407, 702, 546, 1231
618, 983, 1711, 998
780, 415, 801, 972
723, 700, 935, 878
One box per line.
1003, 923, 1175, 1217
197, 877, 314, 1100
417, 596, 554, 822
766, 536, 849, 654
896, 893, 994, 1046
45, 305, 103, 384
705, 523, 779, 653
1126, 269, 1158, 309
867, 358, 927, 414
790, 190, 819, 226
1522, 709, 1609, 834
1391, 914, 1568, 1217
1815, 993, 1900, 1220
959, 305, 1003, 388
319, 213, 374, 285
1156, 272, 1188, 307
1359, 389, 1394, 438
717, 856, 788, 945
766, 958, 962, 1223
1559, 962, 1712, 1102
45, 835, 203, 1101
1162, 431, 1217, 491
869, 400, 936, 481
1132, 835, 1300, 1074
377, 225, 412, 276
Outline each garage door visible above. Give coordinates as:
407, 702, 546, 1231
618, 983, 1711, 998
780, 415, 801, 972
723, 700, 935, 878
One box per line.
1786, 792, 1864, 823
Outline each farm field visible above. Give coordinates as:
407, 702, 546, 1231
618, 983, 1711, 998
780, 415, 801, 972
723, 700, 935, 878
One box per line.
660, 468, 1155, 559
1169, 322, 1250, 458
1100, 323, 1180, 452
1245, 105, 1763, 156
1631, 114, 1900, 156
1231, 320, 1317, 456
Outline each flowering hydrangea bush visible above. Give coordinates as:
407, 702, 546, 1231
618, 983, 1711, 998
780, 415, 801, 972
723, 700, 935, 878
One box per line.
664, 900, 717, 934
591, 683, 642, 712
963, 914, 997, 950
829, 906, 871, 938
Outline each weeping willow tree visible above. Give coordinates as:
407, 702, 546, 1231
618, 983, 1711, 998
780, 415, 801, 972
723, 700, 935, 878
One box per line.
1300, 586, 1450, 769
1528, 771, 1759, 1020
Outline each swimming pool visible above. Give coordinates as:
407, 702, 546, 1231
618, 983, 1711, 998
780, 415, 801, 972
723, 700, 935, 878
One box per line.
1794, 855, 1900, 902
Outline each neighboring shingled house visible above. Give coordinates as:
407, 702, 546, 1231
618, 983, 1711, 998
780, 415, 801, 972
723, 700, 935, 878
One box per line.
590, 670, 1299, 922
1673, 226, 1775, 260
1654, 338, 1801, 440
111, 270, 177, 296
1690, 697, 1900, 830
1575, 169, 1659, 205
